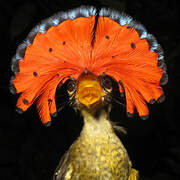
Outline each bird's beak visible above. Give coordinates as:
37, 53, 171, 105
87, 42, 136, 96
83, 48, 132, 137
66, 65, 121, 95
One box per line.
75, 70, 105, 108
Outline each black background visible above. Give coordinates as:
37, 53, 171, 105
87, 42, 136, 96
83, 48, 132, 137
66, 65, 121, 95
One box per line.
1, 0, 180, 179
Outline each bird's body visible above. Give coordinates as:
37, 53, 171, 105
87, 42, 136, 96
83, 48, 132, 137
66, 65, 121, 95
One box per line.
54, 108, 138, 180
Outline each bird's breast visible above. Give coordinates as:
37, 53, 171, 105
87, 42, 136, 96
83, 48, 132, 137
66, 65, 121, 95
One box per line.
66, 130, 132, 179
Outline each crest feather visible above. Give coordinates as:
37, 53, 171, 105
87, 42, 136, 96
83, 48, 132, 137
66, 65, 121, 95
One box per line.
10, 6, 167, 124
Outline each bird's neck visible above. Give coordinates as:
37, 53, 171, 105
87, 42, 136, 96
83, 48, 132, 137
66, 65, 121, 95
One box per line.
79, 107, 115, 139
66, 107, 132, 179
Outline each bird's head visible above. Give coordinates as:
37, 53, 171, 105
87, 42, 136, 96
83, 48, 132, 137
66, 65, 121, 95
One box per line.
66, 69, 113, 113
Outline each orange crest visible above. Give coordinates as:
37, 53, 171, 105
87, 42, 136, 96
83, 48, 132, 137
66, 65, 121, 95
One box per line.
10, 6, 168, 125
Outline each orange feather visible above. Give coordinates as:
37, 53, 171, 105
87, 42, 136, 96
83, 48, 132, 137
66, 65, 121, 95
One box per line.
11, 7, 167, 124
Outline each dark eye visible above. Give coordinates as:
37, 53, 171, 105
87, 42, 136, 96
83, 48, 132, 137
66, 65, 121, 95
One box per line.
100, 76, 113, 92
67, 80, 76, 94
103, 78, 112, 89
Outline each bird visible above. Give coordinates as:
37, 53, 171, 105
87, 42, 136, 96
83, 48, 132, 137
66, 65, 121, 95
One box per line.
10, 6, 167, 180
53, 70, 138, 179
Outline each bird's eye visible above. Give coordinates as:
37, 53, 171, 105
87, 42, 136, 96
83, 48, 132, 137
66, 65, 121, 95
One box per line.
67, 80, 76, 95
100, 76, 113, 93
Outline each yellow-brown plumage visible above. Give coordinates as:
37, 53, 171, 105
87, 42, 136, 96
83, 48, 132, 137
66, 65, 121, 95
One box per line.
53, 70, 139, 180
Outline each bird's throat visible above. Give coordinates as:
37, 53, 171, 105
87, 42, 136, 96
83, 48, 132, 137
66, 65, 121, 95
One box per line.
80, 107, 114, 138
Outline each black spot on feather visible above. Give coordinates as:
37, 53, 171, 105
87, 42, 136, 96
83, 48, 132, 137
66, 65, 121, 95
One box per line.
131, 42, 136, 49
52, 112, 58, 117
149, 99, 156, 104
141, 115, 149, 120
127, 112, 133, 117
33, 72, 38, 77
9, 76, 17, 94
23, 99, 28, 104
16, 107, 24, 114
157, 94, 165, 103
43, 121, 51, 127
48, 99, 52, 103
